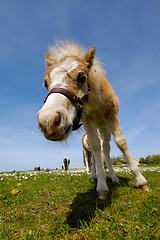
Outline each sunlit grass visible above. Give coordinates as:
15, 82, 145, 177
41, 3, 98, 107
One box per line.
0, 166, 159, 239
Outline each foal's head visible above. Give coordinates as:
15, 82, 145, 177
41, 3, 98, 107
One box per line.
37, 44, 95, 141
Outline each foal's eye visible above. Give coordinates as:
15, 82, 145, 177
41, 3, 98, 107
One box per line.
77, 73, 87, 84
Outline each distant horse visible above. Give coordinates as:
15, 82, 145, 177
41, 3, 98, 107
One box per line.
62, 157, 70, 171
37, 41, 149, 199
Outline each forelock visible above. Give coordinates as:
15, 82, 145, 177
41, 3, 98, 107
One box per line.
48, 40, 106, 78
49, 41, 85, 61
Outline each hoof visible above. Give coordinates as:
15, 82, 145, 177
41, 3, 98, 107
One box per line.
140, 184, 150, 191
90, 177, 96, 182
98, 191, 108, 200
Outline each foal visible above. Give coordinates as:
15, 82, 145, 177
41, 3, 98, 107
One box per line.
37, 41, 149, 199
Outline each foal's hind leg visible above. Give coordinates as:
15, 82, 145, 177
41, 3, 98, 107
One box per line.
108, 116, 149, 189
100, 128, 120, 185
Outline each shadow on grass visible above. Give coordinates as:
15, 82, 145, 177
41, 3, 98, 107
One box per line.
66, 176, 130, 228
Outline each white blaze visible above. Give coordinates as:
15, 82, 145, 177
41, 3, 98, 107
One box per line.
40, 58, 80, 121
50, 58, 80, 89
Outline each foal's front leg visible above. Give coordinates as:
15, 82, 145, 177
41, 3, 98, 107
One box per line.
83, 120, 109, 200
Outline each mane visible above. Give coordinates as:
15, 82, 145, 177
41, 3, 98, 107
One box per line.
48, 41, 106, 77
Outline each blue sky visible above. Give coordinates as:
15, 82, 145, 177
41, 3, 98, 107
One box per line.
0, 0, 160, 172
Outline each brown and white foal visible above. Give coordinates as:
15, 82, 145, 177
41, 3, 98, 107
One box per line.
37, 41, 149, 200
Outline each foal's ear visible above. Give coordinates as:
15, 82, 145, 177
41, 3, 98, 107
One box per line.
45, 52, 54, 68
83, 46, 95, 69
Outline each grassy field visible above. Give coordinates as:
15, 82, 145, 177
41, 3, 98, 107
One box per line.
0, 165, 160, 239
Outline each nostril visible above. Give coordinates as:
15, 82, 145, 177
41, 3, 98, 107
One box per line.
55, 112, 61, 126
43, 127, 47, 134
38, 122, 43, 130
38, 121, 46, 133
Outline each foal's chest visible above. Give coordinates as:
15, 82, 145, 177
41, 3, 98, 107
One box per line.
84, 106, 107, 128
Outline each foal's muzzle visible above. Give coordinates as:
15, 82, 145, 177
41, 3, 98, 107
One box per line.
43, 88, 88, 131
37, 110, 72, 141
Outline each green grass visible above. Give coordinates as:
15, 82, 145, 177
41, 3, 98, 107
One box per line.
0, 166, 160, 239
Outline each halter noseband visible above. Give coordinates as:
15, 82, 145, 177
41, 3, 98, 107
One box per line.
44, 88, 88, 131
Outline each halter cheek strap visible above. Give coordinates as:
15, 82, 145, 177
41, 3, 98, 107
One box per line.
44, 88, 88, 131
